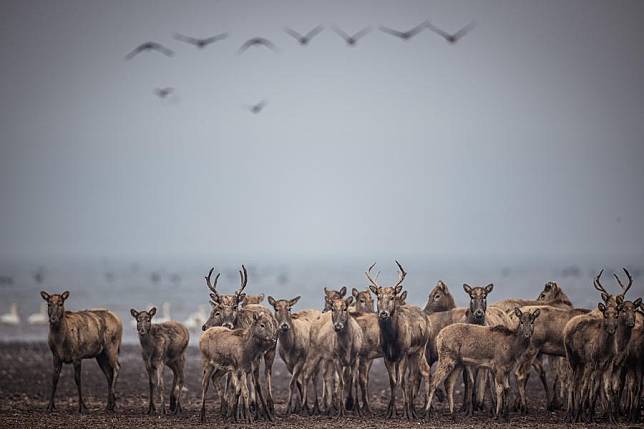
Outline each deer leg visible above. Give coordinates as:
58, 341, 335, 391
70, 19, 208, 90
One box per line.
493, 372, 504, 419
169, 362, 177, 413
445, 366, 460, 414
532, 357, 551, 412
145, 361, 156, 415
248, 362, 259, 418
425, 357, 455, 417
47, 357, 62, 412
475, 368, 488, 411
384, 359, 397, 418
300, 356, 316, 415
359, 359, 372, 414
72, 360, 88, 414
263, 348, 276, 417
96, 353, 114, 412
154, 362, 166, 415
463, 366, 475, 416
199, 365, 214, 422
335, 362, 346, 417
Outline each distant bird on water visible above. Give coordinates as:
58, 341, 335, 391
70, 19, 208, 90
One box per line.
125, 42, 174, 60
154, 87, 174, 99
174, 32, 228, 48
332, 26, 371, 46
425, 21, 476, 44
379, 22, 427, 41
238, 37, 278, 54
246, 100, 268, 114
284, 25, 324, 45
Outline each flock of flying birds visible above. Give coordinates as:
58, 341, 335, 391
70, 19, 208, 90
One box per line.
125, 20, 476, 113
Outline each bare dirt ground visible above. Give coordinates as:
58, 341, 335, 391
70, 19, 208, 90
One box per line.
0, 342, 640, 429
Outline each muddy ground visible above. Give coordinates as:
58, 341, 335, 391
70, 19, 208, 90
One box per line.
0, 342, 639, 428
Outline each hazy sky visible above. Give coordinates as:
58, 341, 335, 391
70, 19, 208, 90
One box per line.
1, 0, 643, 261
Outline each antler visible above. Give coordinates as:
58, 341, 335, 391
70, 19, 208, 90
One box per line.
205, 267, 221, 293
613, 267, 633, 297
365, 262, 381, 288
393, 260, 407, 289
236, 265, 248, 300
593, 269, 608, 295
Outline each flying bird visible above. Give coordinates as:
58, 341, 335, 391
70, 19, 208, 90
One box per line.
425, 21, 476, 44
284, 25, 324, 45
174, 32, 228, 48
246, 100, 267, 114
332, 26, 371, 46
125, 42, 174, 60
154, 87, 174, 98
379, 22, 427, 41
238, 37, 278, 54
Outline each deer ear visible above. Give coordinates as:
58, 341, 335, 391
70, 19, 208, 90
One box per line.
399, 290, 408, 302
40, 291, 50, 302
484, 284, 494, 294
267, 296, 276, 307
601, 292, 610, 303
369, 286, 378, 295
61, 291, 70, 301
345, 296, 354, 307
633, 297, 642, 308
514, 307, 522, 318
598, 302, 607, 313
531, 309, 541, 320
463, 284, 472, 294
543, 282, 552, 291
148, 307, 157, 317
616, 295, 624, 305
130, 309, 139, 318
339, 286, 347, 297
437, 281, 446, 291
352, 288, 359, 297
289, 296, 301, 307
253, 312, 259, 321
258, 293, 265, 303
394, 285, 403, 295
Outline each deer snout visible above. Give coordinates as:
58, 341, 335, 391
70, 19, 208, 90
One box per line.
202, 324, 207, 331
334, 322, 344, 331
222, 322, 234, 329
474, 309, 484, 318
379, 310, 390, 319
280, 322, 289, 331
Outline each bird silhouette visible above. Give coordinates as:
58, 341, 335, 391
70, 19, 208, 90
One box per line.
284, 25, 324, 45
246, 100, 268, 114
379, 22, 427, 41
154, 87, 174, 98
125, 42, 174, 60
238, 37, 278, 54
332, 26, 371, 46
174, 32, 228, 48
425, 21, 476, 44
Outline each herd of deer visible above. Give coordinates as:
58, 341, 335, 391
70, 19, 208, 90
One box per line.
38, 262, 643, 424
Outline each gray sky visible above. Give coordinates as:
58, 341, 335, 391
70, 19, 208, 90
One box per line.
1, 0, 643, 261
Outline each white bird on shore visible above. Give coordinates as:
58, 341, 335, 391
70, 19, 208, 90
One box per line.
0, 303, 20, 325
183, 305, 207, 332
27, 303, 48, 325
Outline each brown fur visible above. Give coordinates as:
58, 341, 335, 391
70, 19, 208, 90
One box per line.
199, 312, 275, 423
40, 290, 122, 414
492, 281, 573, 313
130, 307, 189, 415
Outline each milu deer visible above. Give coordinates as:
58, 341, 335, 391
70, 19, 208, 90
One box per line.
492, 281, 573, 313
202, 265, 278, 419
323, 286, 347, 311
427, 308, 541, 419
622, 304, 643, 422
267, 295, 317, 415
40, 290, 122, 413
563, 299, 621, 423
130, 307, 189, 415
199, 312, 276, 423
368, 261, 432, 419
241, 294, 265, 306
350, 288, 374, 313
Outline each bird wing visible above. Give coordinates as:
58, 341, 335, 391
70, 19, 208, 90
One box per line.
379, 26, 406, 38
304, 25, 324, 40
174, 33, 199, 45
425, 22, 450, 40
452, 21, 476, 41
150, 42, 174, 56
332, 26, 351, 42
351, 27, 372, 41
125, 45, 145, 60
284, 27, 304, 41
406, 21, 427, 38
239, 38, 277, 53
203, 33, 229, 44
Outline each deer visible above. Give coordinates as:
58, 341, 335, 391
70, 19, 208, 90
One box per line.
426, 308, 540, 419
39, 290, 122, 414
202, 265, 278, 419
130, 307, 189, 415
492, 281, 573, 313
367, 261, 432, 419
267, 295, 317, 415
199, 312, 276, 423
563, 297, 621, 423
350, 288, 374, 313
241, 294, 265, 306
323, 286, 346, 311
622, 303, 643, 422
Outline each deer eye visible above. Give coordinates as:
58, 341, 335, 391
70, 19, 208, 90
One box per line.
215, 312, 221, 316
360, 299, 365, 303
434, 294, 440, 300
260, 323, 265, 328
